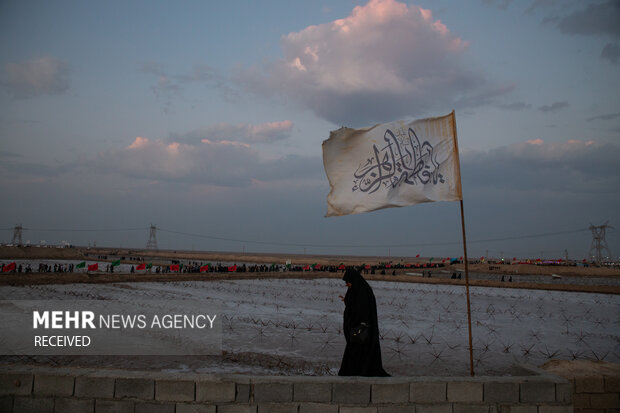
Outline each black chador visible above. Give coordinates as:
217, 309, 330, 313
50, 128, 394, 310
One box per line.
338, 268, 389, 377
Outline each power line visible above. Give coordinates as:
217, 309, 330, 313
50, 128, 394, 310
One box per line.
0, 227, 148, 232
0, 225, 591, 250
157, 227, 590, 249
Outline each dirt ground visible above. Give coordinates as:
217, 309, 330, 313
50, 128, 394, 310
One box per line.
541, 359, 620, 378
2, 245, 619, 276
1, 246, 619, 294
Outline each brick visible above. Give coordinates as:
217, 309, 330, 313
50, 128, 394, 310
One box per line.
447, 382, 483, 402
53, 397, 94, 413
114, 378, 154, 399
589, 392, 619, 408
339, 407, 378, 413
377, 406, 416, 413
299, 402, 339, 413
497, 406, 537, 413
573, 393, 591, 408
34, 374, 74, 397
134, 401, 175, 413
556, 382, 573, 403
372, 383, 409, 404
332, 382, 370, 404
75, 376, 115, 398
217, 405, 258, 413
454, 405, 489, 413
257, 403, 299, 413
604, 376, 620, 392
155, 379, 194, 401
410, 382, 446, 402
293, 382, 332, 402
236, 383, 251, 402
520, 381, 555, 403
484, 382, 519, 403
538, 406, 574, 413
416, 403, 453, 413
0, 396, 13, 413
196, 381, 235, 402
253, 382, 292, 402
175, 403, 216, 413
0, 373, 33, 396
95, 399, 133, 413
13, 396, 54, 413
575, 377, 605, 394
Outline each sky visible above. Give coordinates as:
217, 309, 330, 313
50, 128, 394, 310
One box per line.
1, 0, 619, 261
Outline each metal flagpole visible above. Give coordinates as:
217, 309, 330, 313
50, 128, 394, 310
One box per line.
451, 110, 475, 376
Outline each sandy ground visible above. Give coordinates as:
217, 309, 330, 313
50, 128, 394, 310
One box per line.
2, 246, 619, 277
1, 246, 618, 377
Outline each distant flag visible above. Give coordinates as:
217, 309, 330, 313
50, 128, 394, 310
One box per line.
170, 264, 180, 272
338, 264, 346, 270
75, 261, 86, 269
364, 264, 371, 270
314, 264, 321, 270
322, 112, 462, 216
429, 257, 434, 262
303, 265, 310, 271
136, 263, 146, 271
146, 263, 153, 269
416, 254, 420, 258
405, 264, 411, 268
200, 264, 209, 273
228, 264, 237, 272
87, 263, 98, 272
3, 262, 16, 272
111, 259, 121, 267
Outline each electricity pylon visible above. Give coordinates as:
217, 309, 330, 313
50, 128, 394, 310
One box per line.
588, 222, 613, 264
146, 224, 158, 250
12, 224, 22, 245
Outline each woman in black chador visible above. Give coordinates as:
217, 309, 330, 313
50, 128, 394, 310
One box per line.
338, 268, 389, 376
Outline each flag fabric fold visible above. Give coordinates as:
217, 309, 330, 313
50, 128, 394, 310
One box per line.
3, 262, 16, 272
76, 261, 86, 269
322, 111, 462, 217
136, 263, 146, 271
111, 259, 121, 267
87, 263, 98, 272
170, 264, 180, 272
200, 264, 209, 273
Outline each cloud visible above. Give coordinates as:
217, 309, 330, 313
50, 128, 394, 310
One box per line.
586, 111, 620, 122
499, 101, 532, 111
601, 42, 620, 64
2, 56, 70, 99
481, 0, 514, 10
557, 0, 620, 38
462, 139, 620, 193
236, 0, 502, 126
171, 120, 294, 144
140, 62, 235, 113
538, 101, 568, 113
85, 137, 321, 188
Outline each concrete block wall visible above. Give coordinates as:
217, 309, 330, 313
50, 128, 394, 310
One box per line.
0, 365, 574, 413
567, 375, 620, 413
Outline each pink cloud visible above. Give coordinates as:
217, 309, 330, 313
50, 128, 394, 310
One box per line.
175, 120, 293, 144
236, 0, 492, 126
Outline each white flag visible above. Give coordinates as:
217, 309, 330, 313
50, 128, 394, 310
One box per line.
322, 111, 462, 217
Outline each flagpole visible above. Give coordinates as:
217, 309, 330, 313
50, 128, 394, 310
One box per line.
460, 199, 475, 376
451, 110, 475, 376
